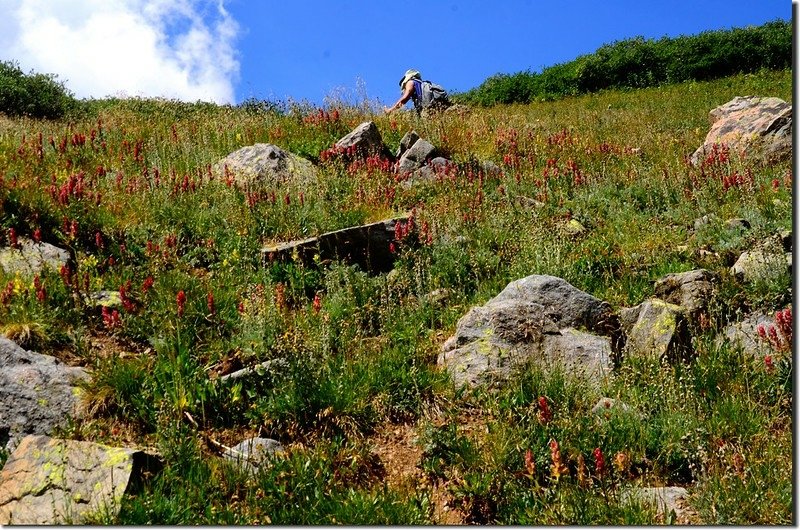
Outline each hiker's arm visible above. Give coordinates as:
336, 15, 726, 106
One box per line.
384, 80, 415, 114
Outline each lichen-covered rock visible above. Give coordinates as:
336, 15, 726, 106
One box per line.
621, 299, 693, 363
653, 269, 718, 324
0, 238, 70, 278
0, 337, 89, 451
0, 435, 159, 525
212, 143, 318, 191
690, 96, 792, 165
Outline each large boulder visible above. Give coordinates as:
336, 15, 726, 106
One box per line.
0, 337, 89, 451
213, 143, 318, 191
0, 238, 70, 278
438, 275, 618, 387
690, 96, 792, 166
620, 299, 693, 363
334, 121, 384, 158
0, 435, 159, 524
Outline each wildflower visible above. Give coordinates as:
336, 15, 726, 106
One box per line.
312, 292, 322, 314
141, 276, 154, 293
59, 264, 72, 286
613, 451, 629, 476
8, 228, 18, 248
33, 275, 46, 302
549, 439, 569, 480
538, 396, 552, 424
95, 231, 104, 249
176, 290, 187, 317
524, 448, 536, 477
207, 291, 216, 316
593, 447, 606, 478
764, 354, 774, 372
33, 228, 41, 243
102, 306, 121, 329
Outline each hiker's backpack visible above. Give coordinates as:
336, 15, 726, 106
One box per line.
413, 79, 450, 110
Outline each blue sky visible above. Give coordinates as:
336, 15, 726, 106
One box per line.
0, 0, 792, 107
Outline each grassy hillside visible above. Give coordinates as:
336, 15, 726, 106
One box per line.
0, 69, 792, 524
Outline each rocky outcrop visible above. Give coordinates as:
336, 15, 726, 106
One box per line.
438, 275, 619, 387
0, 435, 159, 525
690, 96, 792, 166
0, 238, 70, 278
213, 143, 318, 190
261, 214, 410, 273
0, 337, 89, 451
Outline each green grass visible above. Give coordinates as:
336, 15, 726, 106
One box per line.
0, 68, 792, 524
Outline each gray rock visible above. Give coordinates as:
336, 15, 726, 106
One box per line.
397, 138, 435, 174
693, 214, 718, 232
591, 397, 632, 415
85, 290, 122, 309
690, 96, 792, 166
621, 299, 693, 363
0, 238, 70, 278
481, 160, 502, 177
394, 130, 420, 159
439, 275, 619, 388
335, 121, 384, 158
731, 249, 791, 284
563, 219, 586, 237
492, 275, 617, 335
213, 143, 317, 191
721, 311, 774, 357
621, 486, 698, 524
0, 435, 159, 524
724, 218, 751, 231
260, 214, 410, 274
0, 337, 89, 451
222, 437, 284, 473
653, 269, 718, 323
218, 359, 288, 383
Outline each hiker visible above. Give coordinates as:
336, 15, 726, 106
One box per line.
384, 69, 451, 115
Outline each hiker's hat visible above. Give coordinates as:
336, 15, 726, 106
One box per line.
399, 69, 421, 87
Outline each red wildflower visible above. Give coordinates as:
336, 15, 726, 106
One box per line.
176, 290, 186, 317
312, 292, 322, 314
207, 291, 215, 316
593, 447, 606, 478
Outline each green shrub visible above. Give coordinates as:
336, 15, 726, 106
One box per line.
0, 61, 77, 119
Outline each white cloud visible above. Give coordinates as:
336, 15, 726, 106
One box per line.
0, 0, 240, 103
